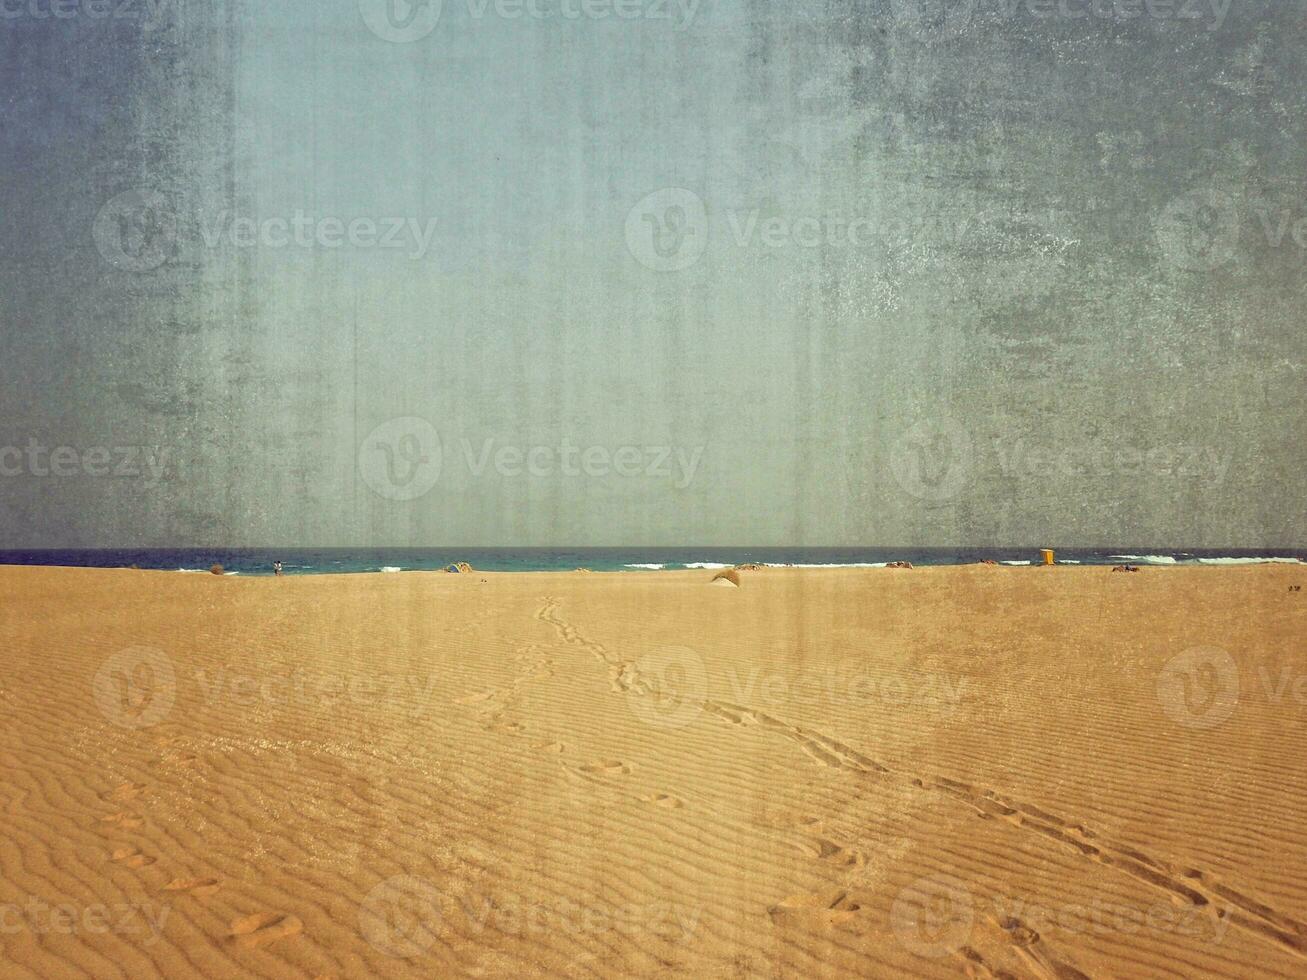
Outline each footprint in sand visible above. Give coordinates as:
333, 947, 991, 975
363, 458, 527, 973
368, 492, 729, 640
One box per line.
761, 811, 822, 833
110, 846, 156, 868
229, 911, 304, 949
643, 793, 683, 809
454, 691, 499, 706
767, 890, 864, 926
811, 838, 866, 870
985, 915, 1091, 979
578, 761, 630, 776
563, 760, 632, 787
164, 877, 222, 897
103, 782, 146, 803
99, 812, 144, 830
488, 721, 526, 736
703, 702, 745, 724
533, 741, 566, 754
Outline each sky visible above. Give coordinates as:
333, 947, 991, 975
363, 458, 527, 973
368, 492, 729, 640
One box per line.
0, 0, 1304, 547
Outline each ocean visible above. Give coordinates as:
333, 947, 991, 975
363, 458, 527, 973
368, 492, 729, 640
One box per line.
0, 548, 1301, 575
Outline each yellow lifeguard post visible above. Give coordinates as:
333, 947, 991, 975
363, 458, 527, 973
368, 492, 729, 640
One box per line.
1040, 549, 1055, 566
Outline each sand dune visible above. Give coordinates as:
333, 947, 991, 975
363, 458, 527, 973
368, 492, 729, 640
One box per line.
1, 564, 1304, 977
709, 568, 741, 587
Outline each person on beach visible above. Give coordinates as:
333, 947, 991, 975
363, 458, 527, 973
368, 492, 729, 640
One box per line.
273, 561, 283, 577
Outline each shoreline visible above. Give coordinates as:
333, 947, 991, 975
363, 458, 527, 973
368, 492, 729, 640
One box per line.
2, 546, 1304, 577
2, 560, 1303, 579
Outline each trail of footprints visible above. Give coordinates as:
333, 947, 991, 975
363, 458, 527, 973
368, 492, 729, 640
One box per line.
451, 643, 558, 739
535, 597, 1307, 965
95, 728, 303, 953
764, 882, 1092, 980
449, 628, 684, 808
955, 914, 1092, 980
536, 599, 645, 696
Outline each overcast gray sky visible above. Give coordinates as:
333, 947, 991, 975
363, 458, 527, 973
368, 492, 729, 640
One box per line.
0, 0, 1304, 547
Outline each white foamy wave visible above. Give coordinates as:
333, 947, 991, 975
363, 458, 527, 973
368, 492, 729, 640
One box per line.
1001, 560, 1032, 566
684, 562, 732, 569
224, 571, 240, 576
177, 568, 205, 573
380, 566, 403, 573
1060, 560, 1082, 564
1197, 556, 1303, 565
625, 563, 666, 570
1109, 555, 1177, 564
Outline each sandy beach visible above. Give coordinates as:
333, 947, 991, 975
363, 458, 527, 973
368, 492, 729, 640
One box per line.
1, 563, 1305, 978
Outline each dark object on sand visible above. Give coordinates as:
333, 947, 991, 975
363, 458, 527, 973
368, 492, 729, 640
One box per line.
979, 559, 999, 566
273, 561, 284, 577
886, 561, 913, 569
209, 564, 224, 575
447, 562, 474, 574
1112, 564, 1140, 573
735, 563, 764, 571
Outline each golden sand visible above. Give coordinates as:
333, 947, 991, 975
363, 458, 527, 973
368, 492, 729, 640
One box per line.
1, 564, 1305, 977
